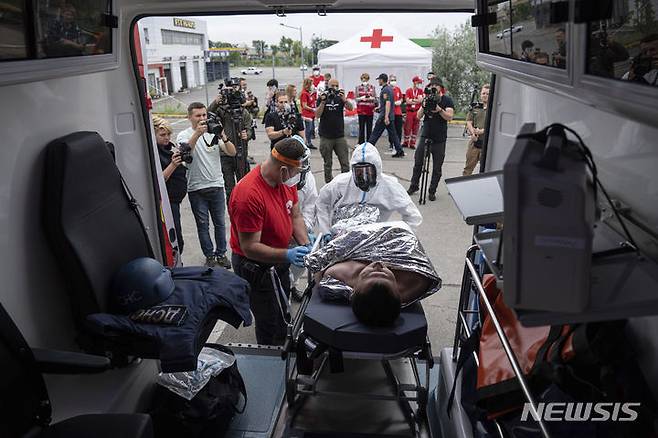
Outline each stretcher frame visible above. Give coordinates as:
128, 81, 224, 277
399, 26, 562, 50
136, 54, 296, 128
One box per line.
280, 235, 434, 436
452, 245, 551, 438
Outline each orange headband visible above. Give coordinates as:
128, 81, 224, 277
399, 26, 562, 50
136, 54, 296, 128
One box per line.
271, 148, 301, 168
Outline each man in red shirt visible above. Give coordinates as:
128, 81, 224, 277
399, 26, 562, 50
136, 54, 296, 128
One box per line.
229, 137, 312, 345
310, 65, 324, 88
388, 75, 404, 151
403, 76, 424, 149
355, 72, 377, 144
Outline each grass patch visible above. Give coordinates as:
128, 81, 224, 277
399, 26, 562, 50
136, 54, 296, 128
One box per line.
153, 101, 186, 116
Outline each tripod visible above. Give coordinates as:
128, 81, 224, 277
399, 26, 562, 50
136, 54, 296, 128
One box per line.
229, 113, 249, 181
418, 138, 433, 205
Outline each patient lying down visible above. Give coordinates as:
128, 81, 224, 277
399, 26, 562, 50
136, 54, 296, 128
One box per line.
305, 221, 442, 326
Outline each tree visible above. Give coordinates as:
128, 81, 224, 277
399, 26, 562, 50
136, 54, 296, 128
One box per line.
634, 0, 657, 35
252, 40, 267, 58
432, 21, 490, 114
309, 36, 337, 65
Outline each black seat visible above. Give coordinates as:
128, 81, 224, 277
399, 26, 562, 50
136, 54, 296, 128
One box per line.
41, 132, 250, 370
0, 303, 153, 438
42, 131, 153, 325
303, 287, 428, 354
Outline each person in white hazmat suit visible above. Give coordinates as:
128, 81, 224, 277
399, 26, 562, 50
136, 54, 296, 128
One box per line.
290, 141, 318, 298
316, 142, 422, 235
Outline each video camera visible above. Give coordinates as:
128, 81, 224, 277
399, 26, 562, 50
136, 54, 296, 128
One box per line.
219, 78, 246, 114
322, 87, 340, 101
423, 86, 442, 113
177, 142, 193, 164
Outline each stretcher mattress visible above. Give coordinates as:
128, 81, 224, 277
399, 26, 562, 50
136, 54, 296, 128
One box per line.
303, 288, 428, 354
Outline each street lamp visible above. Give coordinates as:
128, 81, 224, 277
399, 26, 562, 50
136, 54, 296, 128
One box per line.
280, 22, 304, 84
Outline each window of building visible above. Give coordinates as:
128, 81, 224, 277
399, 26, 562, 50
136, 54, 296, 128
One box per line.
586, 1, 658, 87
161, 29, 204, 48
144, 28, 150, 44
484, 0, 567, 69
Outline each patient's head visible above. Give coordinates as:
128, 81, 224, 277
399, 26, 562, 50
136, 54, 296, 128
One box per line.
351, 262, 401, 326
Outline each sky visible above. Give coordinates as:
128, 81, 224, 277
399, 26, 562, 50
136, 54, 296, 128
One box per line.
193, 12, 472, 47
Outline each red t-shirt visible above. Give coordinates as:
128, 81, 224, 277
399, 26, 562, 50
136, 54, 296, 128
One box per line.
310, 74, 323, 87
392, 86, 403, 116
229, 165, 299, 257
300, 89, 317, 120
405, 86, 424, 112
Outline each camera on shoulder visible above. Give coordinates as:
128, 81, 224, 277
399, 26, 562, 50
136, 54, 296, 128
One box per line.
423, 86, 441, 113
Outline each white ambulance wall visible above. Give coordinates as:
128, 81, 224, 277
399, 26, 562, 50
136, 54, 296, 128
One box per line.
485, 76, 658, 231
485, 75, 658, 400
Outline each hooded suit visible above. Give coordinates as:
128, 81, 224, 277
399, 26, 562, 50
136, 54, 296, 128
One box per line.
316, 143, 422, 234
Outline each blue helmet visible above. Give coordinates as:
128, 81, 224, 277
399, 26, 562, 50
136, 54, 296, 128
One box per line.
111, 258, 175, 314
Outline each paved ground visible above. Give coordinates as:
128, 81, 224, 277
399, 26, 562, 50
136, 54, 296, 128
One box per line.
159, 67, 474, 352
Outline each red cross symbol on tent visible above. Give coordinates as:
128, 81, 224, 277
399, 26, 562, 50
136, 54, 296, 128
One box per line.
360, 28, 394, 48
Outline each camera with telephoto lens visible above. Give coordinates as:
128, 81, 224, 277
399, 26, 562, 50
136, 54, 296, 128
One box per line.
469, 101, 484, 111
322, 87, 339, 101
423, 86, 441, 113
177, 142, 193, 164
205, 111, 224, 136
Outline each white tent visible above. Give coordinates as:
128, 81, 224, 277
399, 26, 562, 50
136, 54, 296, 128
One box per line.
318, 23, 432, 98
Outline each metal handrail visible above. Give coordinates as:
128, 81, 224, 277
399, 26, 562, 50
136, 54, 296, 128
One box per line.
463, 256, 551, 438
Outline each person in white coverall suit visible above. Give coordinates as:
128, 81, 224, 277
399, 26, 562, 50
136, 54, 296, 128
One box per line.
290, 143, 318, 298
316, 142, 422, 235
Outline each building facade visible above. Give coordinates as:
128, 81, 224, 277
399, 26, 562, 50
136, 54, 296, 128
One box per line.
138, 16, 208, 95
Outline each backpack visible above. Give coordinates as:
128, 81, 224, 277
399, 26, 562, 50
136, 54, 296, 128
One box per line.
150, 343, 247, 438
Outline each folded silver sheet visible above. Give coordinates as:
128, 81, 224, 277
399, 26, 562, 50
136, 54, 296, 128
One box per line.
330, 204, 380, 235
306, 221, 442, 305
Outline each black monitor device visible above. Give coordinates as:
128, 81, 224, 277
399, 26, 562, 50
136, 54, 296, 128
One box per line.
503, 124, 597, 313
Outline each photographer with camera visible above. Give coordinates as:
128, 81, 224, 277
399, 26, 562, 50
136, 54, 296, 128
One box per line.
622, 34, 658, 86
316, 78, 353, 183
176, 102, 237, 269
265, 91, 305, 150
407, 77, 454, 202
367, 73, 404, 158
153, 116, 187, 254
463, 84, 489, 176
208, 78, 254, 205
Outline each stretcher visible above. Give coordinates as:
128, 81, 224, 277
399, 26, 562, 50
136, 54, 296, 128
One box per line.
280, 234, 434, 435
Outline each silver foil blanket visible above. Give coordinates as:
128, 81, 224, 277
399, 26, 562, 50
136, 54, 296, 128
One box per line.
330, 204, 381, 235
306, 221, 442, 303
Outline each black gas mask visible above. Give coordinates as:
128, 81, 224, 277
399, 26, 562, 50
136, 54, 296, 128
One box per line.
352, 162, 377, 192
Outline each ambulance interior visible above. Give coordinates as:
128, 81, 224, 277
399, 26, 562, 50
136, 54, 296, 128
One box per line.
1, 0, 658, 437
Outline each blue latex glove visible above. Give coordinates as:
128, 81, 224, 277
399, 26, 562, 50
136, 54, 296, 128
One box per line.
321, 233, 333, 244
287, 246, 310, 267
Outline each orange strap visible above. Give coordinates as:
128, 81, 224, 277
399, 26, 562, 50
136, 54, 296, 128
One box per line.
271, 148, 301, 167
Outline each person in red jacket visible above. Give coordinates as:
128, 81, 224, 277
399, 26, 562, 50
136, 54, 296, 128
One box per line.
403, 76, 424, 149
300, 77, 318, 150
355, 72, 377, 144
388, 75, 404, 151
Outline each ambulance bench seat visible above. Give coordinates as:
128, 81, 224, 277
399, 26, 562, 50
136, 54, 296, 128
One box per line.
0, 303, 153, 438
41, 132, 249, 370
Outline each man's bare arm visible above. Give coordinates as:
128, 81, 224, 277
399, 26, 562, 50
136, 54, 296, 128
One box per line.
238, 230, 289, 264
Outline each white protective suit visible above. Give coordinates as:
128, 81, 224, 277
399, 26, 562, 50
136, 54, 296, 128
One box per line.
298, 170, 318, 231
316, 142, 422, 234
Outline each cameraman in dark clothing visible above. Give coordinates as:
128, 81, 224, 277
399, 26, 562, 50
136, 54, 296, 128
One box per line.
264, 91, 305, 150
463, 84, 489, 176
407, 77, 455, 202
153, 116, 187, 253
316, 78, 353, 183
208, 78, 254, 204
